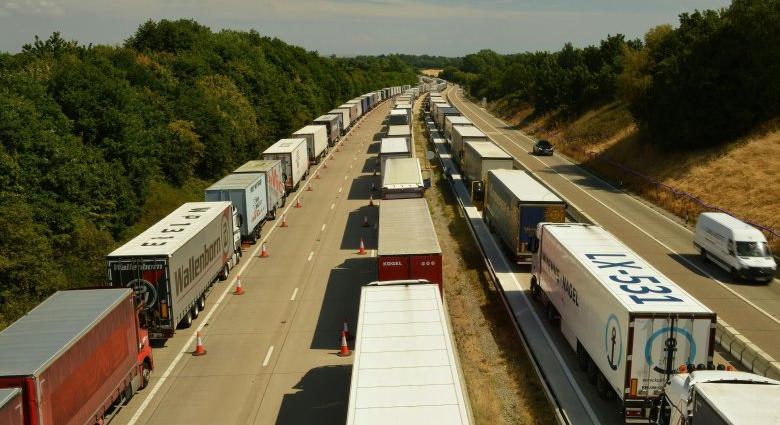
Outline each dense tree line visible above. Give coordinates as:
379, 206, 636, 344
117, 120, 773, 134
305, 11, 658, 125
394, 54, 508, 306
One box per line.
393, 54, 462, 70
446, 0, 779, 149
0, 19, 417, 328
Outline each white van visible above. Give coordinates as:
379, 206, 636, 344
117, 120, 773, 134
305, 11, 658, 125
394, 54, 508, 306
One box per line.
694, 212, 776, 282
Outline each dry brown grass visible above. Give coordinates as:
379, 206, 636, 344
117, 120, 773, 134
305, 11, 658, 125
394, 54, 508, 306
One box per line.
498, 102, 780, 252
421, 68, 443, 77
413, 99, 556, 424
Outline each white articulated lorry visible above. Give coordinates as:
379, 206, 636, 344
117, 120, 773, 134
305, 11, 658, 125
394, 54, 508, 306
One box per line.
293, 125, 328, 164
656, 370, 780, 425
107, 202, 241, 338
262, 138, 309, 193
529, 223, 717, 423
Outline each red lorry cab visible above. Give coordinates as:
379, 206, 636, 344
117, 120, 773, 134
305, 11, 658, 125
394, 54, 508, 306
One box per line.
0, 289, 153, 425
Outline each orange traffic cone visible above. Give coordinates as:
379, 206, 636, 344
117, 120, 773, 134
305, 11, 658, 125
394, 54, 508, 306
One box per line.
295, 197, 302, 208
280, 214, 288, 227
338, 330, 351, 357
307, 184, 313, 192
362, 216, 370, 227
343, 319, 351, 340
369, 194, 375, 207
234, 276, 244, 295
193, 331, 207, 356
259, 243, 269, 258
358, 238, 366, 255
323, 162, 328, 169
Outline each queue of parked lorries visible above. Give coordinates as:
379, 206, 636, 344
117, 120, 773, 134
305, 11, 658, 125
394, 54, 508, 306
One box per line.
0, 84, 415, 425
421, 86, 779, 425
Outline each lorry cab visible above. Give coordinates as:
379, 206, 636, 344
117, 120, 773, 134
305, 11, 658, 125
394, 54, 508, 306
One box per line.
694, 212, 776, 282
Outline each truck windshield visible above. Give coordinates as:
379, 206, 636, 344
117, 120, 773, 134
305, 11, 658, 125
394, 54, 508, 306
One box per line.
736, 241, 771, 257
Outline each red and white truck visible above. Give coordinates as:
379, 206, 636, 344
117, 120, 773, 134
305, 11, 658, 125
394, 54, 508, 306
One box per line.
377, 198, 443, 290
106, 201, 241, 339
0, 288, 154, 425
0, 388, 23, 425
530, 223, 716, 423
262, 138, 309, 193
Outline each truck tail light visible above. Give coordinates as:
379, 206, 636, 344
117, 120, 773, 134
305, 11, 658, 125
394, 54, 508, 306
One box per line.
161, 300, 168, 319
625, 408, 642, 417
630, 379, 638, 397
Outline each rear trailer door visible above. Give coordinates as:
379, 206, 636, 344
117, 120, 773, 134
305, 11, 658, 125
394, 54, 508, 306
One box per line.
378, 256, 410, 281
107, 258, 173, 335
519, 206, 546, 257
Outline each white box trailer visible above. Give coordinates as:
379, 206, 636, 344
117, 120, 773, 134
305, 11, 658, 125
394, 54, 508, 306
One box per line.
387, 124, 412, 150
293, 125, 328, 164
314, 114, 342, 145
462, 141, 513, 184
347, 281, 471, 425
530, 223, 716, 422
445, 116, 473, 140
388, 109, 408, 125
381, 157, 424, 199
347, 99, 363, 118
262, 138, 309, 193
233, 159, 286, 219
329, 108, 350, 135
394, 104, 413, 123
107, 202, 241, 338
205, 173, 268, 244
379, 138, 411, 175
452, 126, 488, 165
339, 103, 359, 127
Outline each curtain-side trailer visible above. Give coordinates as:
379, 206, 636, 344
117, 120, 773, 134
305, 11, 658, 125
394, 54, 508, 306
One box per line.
0, 388, 23, 425
530, 223, 716, 423
205, 173, 268, 244
379, 138, 412, 175
381, 157, 424, 199
0, 289, 154, 425
262, 138, 309, 193
107, 202, 240, 338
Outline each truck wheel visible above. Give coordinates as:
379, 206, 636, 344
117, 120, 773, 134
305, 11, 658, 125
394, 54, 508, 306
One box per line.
587, 358, 599, 384
219, 265, 229, 281
197, 296, 205, 311
141, 359, 152, 389
577, 343, 589, 371
191, 303, 200, 319
530, 277, 540, 301
270, 208, 277, 220
250, 234, 257, 245
178, 310, 193, 329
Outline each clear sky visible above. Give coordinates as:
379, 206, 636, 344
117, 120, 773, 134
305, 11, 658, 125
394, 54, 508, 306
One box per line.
0, 0, 731, 55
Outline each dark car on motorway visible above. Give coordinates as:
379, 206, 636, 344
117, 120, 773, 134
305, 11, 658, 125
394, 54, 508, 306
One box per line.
533, 139, 554, 156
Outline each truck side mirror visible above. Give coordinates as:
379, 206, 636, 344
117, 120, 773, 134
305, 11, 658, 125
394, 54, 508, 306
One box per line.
529, 237, 539, 253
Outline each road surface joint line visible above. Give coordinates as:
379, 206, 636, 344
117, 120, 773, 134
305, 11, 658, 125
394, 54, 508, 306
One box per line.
330, 203, 335, 210
452, 90, 780, 327
321, 223, 326, 232
290, 288, 298, 301
307, 251, 314, 262
262, 346, 274, 367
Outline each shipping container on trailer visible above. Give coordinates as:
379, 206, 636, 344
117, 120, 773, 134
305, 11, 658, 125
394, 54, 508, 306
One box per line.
381, 157, 424, 199
462, 141, 513, 184
436, 106, 460, 130
346, 281, 471, 425
529, 223, 717, 423
293, 125, 328, 164
444, 116, 473, 140
107, 202, 240, 338
451, 126, 488, 165
313, 114, 341, 146
205, 173, 268, 244
484, 170, 565, 263
377, 198, 442, 288
0, 289, 154, 425
233, 159, 286, 220
0, 388, 23, 425
262, 138, 309, 192
379, 137, 412, 175
388, 109, 408, 125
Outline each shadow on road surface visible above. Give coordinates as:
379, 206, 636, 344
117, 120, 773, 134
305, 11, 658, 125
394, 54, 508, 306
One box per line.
274, 365, 351, 425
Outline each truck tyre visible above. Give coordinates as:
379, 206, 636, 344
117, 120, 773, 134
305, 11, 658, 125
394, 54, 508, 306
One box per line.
197, 296, 205, 311
587, 358, 599, 384
219, 264, 229, 281
270, 207, 277, 220
530, 277, 540, 301
141, 359, 152, 389
577, 343, 589, 371
178, 310, 193, 329
191, 303, 200, 319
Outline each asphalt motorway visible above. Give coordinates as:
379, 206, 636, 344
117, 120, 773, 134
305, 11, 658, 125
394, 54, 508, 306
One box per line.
446, 87, 780, 362
111, 100, 392, 425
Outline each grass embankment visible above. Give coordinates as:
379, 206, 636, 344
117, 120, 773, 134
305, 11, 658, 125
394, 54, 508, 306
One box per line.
413, 101, 555, 424
495, 100, 780, 252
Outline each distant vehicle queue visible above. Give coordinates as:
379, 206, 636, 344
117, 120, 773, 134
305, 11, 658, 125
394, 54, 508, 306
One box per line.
0, 83, 418, 425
